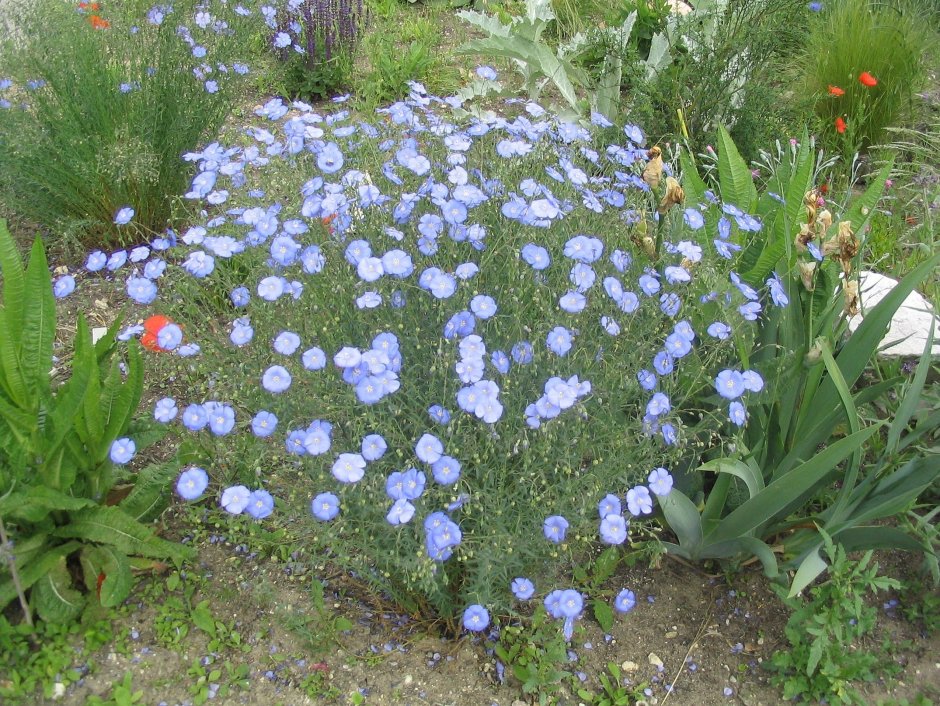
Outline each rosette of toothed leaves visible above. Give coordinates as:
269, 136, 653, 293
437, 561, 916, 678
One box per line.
0, 220, 193, 623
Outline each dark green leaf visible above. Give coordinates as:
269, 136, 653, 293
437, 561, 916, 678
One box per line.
593, 599, 614, 633
32, 557, 85, 623
53, 506, 194, 563
21, 237, 56, 389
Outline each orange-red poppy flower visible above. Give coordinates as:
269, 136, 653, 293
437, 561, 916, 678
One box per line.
834, 117, 847, 134
144, 314, 171, 335
859, 72, 877, 87
819, 183, 829, 195
827, 85, 845, 96
140, 331, 162, 351
89, 14, 110, 29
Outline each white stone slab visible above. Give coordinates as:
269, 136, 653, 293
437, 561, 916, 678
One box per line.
847, 270, 940, 357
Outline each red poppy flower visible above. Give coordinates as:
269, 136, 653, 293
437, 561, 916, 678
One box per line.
827, 85, 845, 97
859, 72, 877, 87
819, 183, 829, 195
834, 117, 847, 134
140, 332, 162, 351
89, 14, 110, 29
144, 314, 171, 335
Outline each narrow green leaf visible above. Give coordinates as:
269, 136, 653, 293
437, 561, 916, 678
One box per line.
700, 457, 764, 499
818, 340, 861, 522
45, 316, 95, 462
0, 219, 26, 337
887, 322, 934, 453
835, 526, 926, 554
21, 237, 56, 389
697, 536, 779, 577
102, 342, 143, 459
782, 251, 940, 473
0, 307, 29, 407
678, 148, 707, 206
708, 426, 879, 544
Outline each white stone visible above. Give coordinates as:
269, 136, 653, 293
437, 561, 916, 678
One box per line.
847, 270, 940, 358
91, 327, 109, 345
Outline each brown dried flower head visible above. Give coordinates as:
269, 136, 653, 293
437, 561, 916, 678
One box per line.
658, 176, 685, 213
642, 146, 664, 190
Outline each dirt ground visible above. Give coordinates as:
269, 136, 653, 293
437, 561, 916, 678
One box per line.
28, 514, 940, 706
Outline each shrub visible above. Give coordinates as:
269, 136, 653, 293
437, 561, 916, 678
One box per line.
795, 0, 935, 158
78, 85, 820, 630
621, 0, 808, 157
0, 220, 192, 624
0, 0, 254, 249
268, 0, 367, 101
353, 12, 461, 110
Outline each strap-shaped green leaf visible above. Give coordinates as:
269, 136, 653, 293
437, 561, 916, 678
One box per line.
886, 321, 934, 454
742, 133, 814, 283
708, 425, 879, 544
698, 536, 779, 578
682, 152, 708, 206
0, 219, 26, 337
835, 526, 927, 554
788, 544, 827, 598
45, 316, 95, 465
0, 307, 28, 407
102, 341, 143, 452
782, 251, 940, 473
21, 237, 56, 389
699, 457, 765, 499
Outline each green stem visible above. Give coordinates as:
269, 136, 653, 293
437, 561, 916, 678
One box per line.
0, 516, 33, 628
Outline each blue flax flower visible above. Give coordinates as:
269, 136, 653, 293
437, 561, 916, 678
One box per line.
543, 515, 569, 543
176, 467, 208, 500
311, 492, 340, 521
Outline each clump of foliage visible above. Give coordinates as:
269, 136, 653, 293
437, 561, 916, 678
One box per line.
0, 0, 253, 248
795, 0, 935, 158
0, 220, 192, 624
769, 535, 900, 705
268, 0, 367, 101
